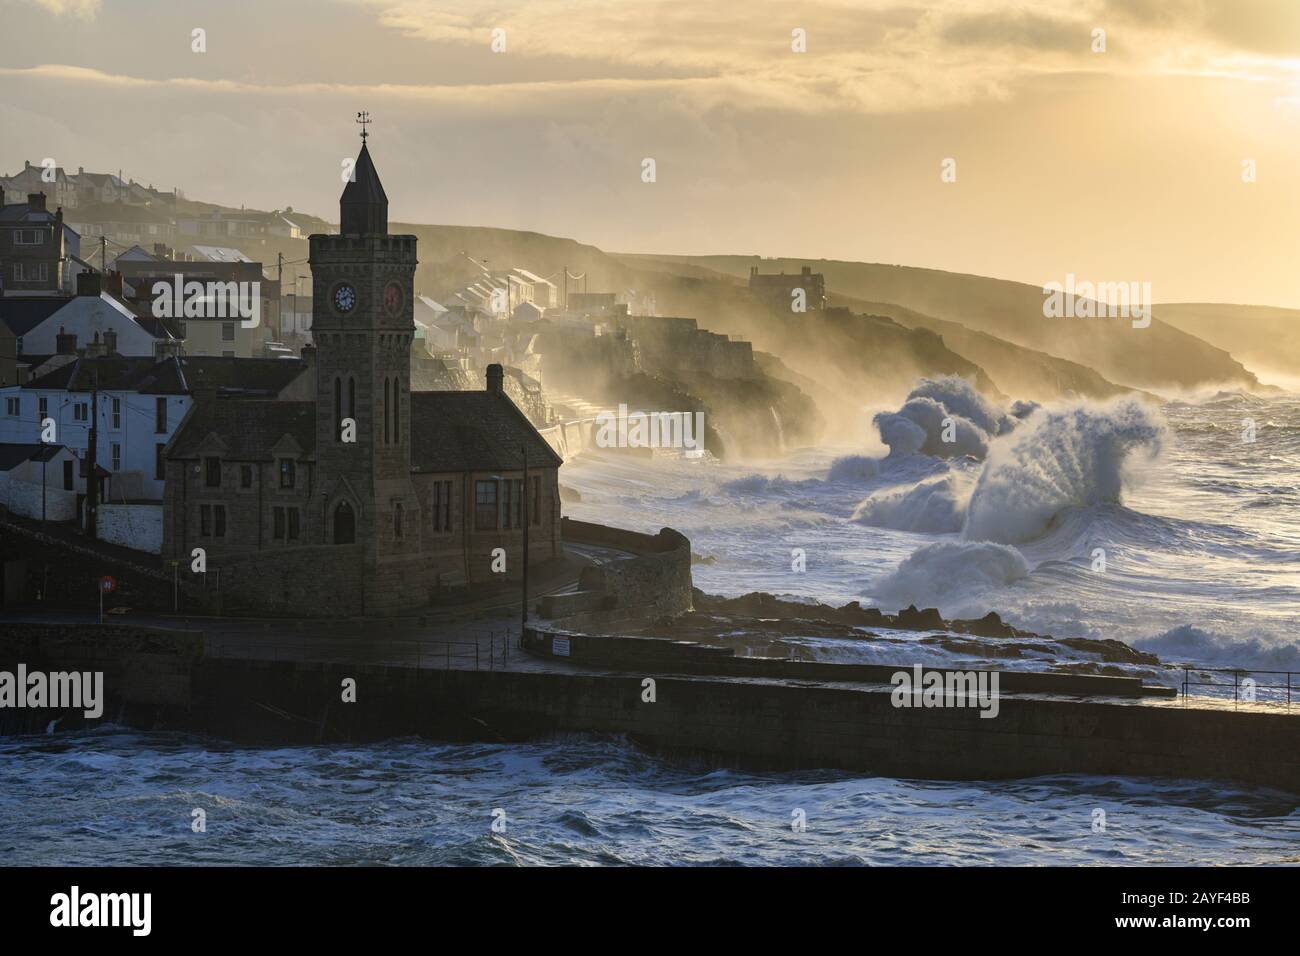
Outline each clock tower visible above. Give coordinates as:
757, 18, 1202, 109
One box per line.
308, 117, 423, 612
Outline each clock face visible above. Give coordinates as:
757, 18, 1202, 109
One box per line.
384, 282, 403, 316
333, 283, 357, 314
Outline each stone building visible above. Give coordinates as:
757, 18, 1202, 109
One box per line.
748, 265, 826, 313
161, 135, 563, 616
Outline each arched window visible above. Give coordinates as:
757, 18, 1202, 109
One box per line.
393, 502, 403, 540
393, 377, 400, 443
333, 377, 342, 442
333, 500, 355, 544
383, 378, 391, 444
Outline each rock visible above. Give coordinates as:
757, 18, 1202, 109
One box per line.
896, 605, 944, 630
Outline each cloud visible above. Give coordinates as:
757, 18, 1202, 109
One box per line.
18, 0, 101, 17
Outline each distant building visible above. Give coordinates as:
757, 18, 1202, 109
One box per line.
0, 278, 177, 358
0, 190, 82, 295
748, 265, 826, 313
4, 161, 77, 210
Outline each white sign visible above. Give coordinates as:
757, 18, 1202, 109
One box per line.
552, 638, 571, 657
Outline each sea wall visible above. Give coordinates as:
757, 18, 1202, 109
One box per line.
543, 518, 693, 621
1, 622, 1297, 792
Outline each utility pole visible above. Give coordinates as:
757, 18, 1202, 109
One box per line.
100, 236, 106, 272
563, 265, 567, 310
277, 253, 284, 338
521, 443, 529, 644
86, 371, 99, 540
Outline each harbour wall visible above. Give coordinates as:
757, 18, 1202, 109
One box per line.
2, 622, 1299, 792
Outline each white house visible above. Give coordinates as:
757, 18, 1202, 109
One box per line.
0, 442, 77, 522
0, 356, 192, 504
1, 291, 172, 358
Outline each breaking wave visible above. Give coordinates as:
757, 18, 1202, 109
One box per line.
871, 540, 1031, 612
962, 398, 1166, 545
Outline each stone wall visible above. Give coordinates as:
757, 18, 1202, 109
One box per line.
98, 503, 163, 554
0, 475, 77, 522
546, 519, 693, 620
187, 660, 1300, 792
193, 543, 366, 617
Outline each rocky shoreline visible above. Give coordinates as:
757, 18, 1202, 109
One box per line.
619, 589, 1162, 671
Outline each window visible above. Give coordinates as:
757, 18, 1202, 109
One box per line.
288, 508, 300, 540
393, 502, 403, 540
13, 228, 43, 245
204, 456, 221, 488
532, 475, 542, 526
155, 397, 167, 433
279, 458, 295, 489
383, 378, 391, 444
15, 263, 48, 282
214, 505, 226, 538
73, 402, 88, 422
4, 397, 19, 417
38, 396, 47, 422
334, 377, 342, 442
63, 460, 73, 490
200, 504, 211, 536
240, 464, 253, 489
431, 480, 452, 532
334, 500, 355, 544
500, 477, 513, 529
111, 443, 121, 471
221, 322, 235, 342
111, 397, 121, 429
393, 379, 400, 441
475, 480, 498, 531
273, 506, 286, 540
514, 478, 524, 528
155, 443, 166, 481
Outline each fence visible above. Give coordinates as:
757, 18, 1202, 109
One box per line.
1181, 667, 1300, 709
207, 629, 515, 670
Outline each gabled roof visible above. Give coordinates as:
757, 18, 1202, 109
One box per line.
177, 356, 309, 396
0, 442, 65, 471
167, 399, 316, 461
410, 391, 561, 473
23, 356, 187, 393
0, 297, 75, 337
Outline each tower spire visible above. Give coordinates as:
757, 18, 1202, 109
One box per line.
340, 113, 388, 236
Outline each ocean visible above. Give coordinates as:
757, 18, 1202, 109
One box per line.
3, 388, 1299, 865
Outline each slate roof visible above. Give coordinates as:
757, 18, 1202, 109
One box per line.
168, 400, 316, 461
410, 391, 561, 473
177, 356, 308, 397
0, 297, 75, 337
22, 355, 307, 396
0, 442, 64, 471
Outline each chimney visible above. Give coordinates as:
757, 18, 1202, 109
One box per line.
28, 192, 46, 212
83, 330, 106, 358
105, 271, 124, 299
76, 271, 103, 297
486, 363, 504, 395
103, 328, 118, 355
56, 327, 78, 355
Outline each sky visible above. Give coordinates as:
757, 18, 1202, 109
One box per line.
1, 0, 1298, 307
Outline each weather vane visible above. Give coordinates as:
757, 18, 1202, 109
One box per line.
356, 110, 371, 143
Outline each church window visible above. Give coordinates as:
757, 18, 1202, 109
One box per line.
475, 480, 498, 531
334, 500, 356, 544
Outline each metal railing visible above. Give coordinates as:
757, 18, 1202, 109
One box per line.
209, 629, 514, 670
1180, 666, 1298, 708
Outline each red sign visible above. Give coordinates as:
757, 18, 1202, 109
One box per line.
99, 575, 117, 593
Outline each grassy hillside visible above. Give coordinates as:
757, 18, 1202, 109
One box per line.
622, 254, 1261, 393
1157, 303, 1300, 390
